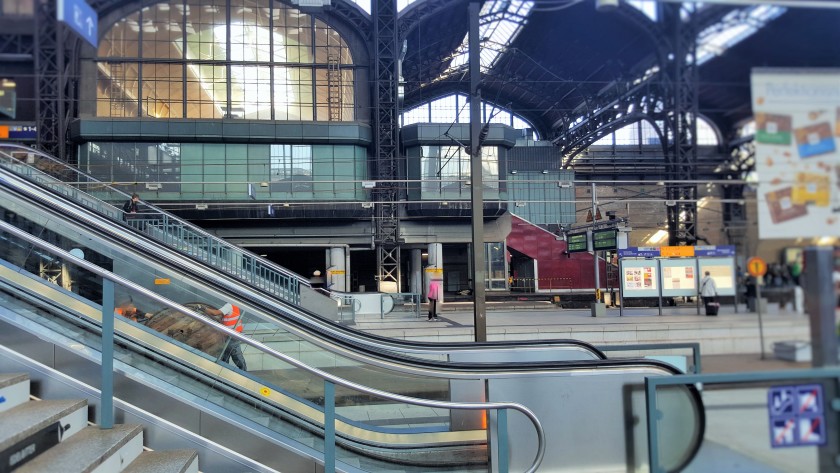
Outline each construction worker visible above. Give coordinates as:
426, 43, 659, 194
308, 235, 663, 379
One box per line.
115, 304, 151, 324
206, 302, 247, 371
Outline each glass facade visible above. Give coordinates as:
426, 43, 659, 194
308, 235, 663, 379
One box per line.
485, 242, 507, 290
420, 145, 500, 200
79, 141, 367, 201
95, 0, 354, 121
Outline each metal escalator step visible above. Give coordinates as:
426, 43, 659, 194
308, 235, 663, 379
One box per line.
14, 424, 144, 473
122, 449, 199, 473
0, 372, 29, 413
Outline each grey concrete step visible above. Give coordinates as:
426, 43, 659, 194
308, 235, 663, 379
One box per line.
0, 372, 29, 413
122, 449, 199, 473
15, 424, 144, 473
0, 398, 87, 453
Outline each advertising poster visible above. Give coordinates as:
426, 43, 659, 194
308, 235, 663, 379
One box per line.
751, 70, 840, 238
698, 257, 736, 297
620, 260, 659, 298
660, 259, 698, 297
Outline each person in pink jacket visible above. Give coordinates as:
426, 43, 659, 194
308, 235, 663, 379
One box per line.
427, 280, 442, 321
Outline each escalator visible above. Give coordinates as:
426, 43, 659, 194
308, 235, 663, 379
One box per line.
0, 153, 706, 471
0, 220, 703, 471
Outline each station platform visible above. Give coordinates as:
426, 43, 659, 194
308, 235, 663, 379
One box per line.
352, 300, 823, 359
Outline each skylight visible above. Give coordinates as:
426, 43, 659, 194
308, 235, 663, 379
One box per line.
445, 1, 533, 75
345, 0, 418, 14
696, 5, 786, 65
627, 0, 657, 21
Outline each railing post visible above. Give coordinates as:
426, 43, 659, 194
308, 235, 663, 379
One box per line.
100, 279, 115, 429
498, 408, 509, 473
646, 377, 661, 473
324, 380, 336, 473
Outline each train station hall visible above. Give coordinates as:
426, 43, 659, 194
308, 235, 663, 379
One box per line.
0, 0, 839, 472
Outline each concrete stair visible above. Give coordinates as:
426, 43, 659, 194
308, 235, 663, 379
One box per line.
0, 373, 198, 473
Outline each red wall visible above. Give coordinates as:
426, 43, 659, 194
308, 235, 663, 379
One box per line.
507, 215, 607, 290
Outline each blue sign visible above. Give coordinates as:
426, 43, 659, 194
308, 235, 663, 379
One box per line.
618, 247, 660, 258
768, 384, 826, 448
57, 0, 98, 48
695, 245, 736, 257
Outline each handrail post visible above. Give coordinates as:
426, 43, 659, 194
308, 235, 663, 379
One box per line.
100, 279, 115, 429
498, 408, 509, 473
645, 377, 661, 473
324, 380, 336, 473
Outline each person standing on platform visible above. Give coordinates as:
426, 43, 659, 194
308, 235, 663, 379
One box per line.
700, 271, 718, 305
427, 280, 441, 321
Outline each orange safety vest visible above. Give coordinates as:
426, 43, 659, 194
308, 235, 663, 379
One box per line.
221, 304, 243, 333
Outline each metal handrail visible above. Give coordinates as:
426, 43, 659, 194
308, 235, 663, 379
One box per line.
0, 144, 311, 302
598, 342, 702, 374
0, 218, 546, 473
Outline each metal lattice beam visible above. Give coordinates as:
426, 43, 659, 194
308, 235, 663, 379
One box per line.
663, 2, 699, 246
35, 0, 61, 159
373, 0, 401, 291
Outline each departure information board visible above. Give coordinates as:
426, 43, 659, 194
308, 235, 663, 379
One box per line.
567, 232, 588, 253
592, 229, 617, 251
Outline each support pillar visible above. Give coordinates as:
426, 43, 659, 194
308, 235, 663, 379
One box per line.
410, 249, 422, 297
327, 247, 347, 292
468, 0, 487, 342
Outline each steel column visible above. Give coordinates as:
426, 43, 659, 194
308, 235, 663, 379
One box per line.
373, 0, 401, 291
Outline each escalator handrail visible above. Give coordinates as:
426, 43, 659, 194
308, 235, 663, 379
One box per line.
0, 143, 311, 291
0, 218, 546, 473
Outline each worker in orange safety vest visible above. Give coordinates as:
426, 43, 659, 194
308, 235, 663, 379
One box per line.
212, 302, 247, 371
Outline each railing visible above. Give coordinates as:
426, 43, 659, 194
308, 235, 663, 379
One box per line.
380, 292, 421, 319
511, 277, 574, 291
598, 342, 702, 374
1, 218, 546, 473
646, 368, 840, 473
0, 143, 308, 306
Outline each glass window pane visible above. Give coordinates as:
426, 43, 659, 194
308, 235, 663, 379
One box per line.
278, 67, 313, 120
186, 63, 226, 118
96, 62, 139, 117
143, 3, 183, 59
141, 63, 184, 118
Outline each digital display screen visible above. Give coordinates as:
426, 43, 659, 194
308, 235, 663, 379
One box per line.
567, 232, 588, 253
592, 229, 617, 251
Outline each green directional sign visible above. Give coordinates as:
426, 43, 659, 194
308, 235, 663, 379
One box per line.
567, 232, 588, 253
592, 228, 617, 251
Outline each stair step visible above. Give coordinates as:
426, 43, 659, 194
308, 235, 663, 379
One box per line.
122, 450, 199, 473
0, 373, 29, 413
15, 424, 144, 473
0, 399, 87, 454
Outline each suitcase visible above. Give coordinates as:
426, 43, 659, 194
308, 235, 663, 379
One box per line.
705, 301, 719, 316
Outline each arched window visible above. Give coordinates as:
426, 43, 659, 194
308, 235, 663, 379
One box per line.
96, 0, 354, 121
592, 117, 720, 146
401, 93, 537, 137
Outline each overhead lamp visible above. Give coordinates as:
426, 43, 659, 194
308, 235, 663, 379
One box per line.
510, 170, 518, 174
541, 170, 549, 174
596, 0, 619, 13
260, 182, 269, 187
195, 204, 208, 210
